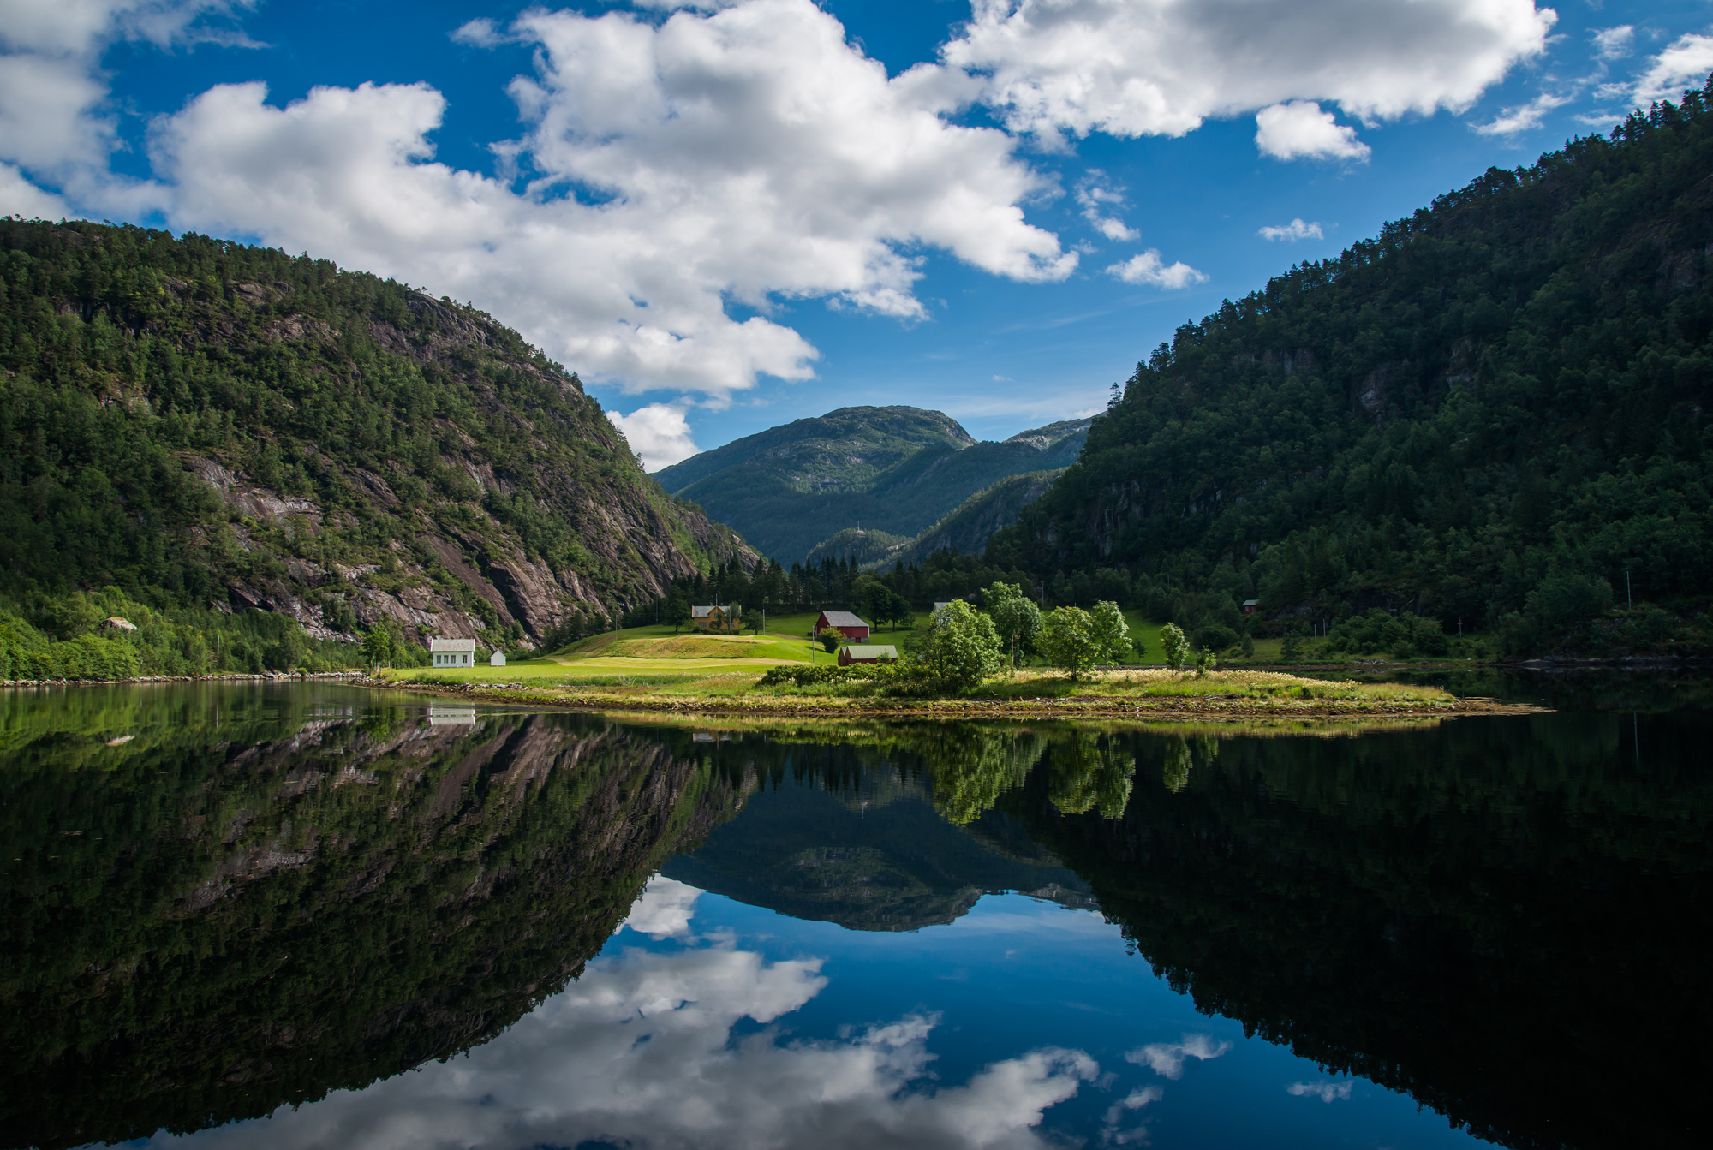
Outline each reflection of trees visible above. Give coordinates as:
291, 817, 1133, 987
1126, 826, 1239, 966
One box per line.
1159, 735, 1219, 794
924, 726, 1048, 824
1046, 731, 1135, 817
1016, 714, 1713, 1150
0, 689, 739, 1150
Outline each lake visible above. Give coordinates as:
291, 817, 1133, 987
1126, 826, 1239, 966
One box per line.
1, 680, 1708, 1150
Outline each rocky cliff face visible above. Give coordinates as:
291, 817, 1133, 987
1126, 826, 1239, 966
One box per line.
0, 221, 756, 647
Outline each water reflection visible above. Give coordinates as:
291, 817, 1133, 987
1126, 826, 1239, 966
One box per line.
0, 685, 1707, 1150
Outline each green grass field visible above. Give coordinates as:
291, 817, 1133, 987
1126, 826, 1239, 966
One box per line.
386, 610, 1454, 703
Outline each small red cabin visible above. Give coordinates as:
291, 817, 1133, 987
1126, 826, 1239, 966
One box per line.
815, 610, 870, 641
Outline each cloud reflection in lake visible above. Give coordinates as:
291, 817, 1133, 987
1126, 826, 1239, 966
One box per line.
131, 882, 1100, 1150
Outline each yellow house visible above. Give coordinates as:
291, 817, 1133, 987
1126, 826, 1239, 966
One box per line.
690, 604, 742, 633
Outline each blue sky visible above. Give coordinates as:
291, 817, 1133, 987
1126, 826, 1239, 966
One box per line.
3, 0, 1711, 466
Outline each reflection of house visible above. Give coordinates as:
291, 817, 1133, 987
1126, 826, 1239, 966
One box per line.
839, 645, 897, 666
427, 704, 477, 726
430, 638, 475, 668
691, 604, 743, 633
815, 610, 870, 641
1242, 598, 1260, 616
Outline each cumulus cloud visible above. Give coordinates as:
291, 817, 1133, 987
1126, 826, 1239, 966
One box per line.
1106, 249, 1207, 290
0, 162, 69, 218
1258, 217, 1323, 242
944, 0, 1554, 147
1472, 91, 1570, 136
607, 404, 703, 471
132, 939, 1099, 1150
1125, 1033, 1231, 1080
0, 1, 253, 212
1075, 176, 1138, 242
1592, 25, 1634, 61
1287, 1080, 1354, 1103
145, 0, 1074, 405
1634, 33, 1713, 107
449, 17, 503, 47
1255, 101, 1370, 162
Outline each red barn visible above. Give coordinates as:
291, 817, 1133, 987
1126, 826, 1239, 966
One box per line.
815, 610, 870, 641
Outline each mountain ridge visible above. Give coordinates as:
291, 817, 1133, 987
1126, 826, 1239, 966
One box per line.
0, 220, 753, 664
659, 406, 1090, 565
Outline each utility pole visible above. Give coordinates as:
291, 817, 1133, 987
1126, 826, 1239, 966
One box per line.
1625, 567, 1633, 611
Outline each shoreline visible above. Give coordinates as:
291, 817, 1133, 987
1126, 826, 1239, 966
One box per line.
0, 671, 367, 689
361, 677, 1547, 723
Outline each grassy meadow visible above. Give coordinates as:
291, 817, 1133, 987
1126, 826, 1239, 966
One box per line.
382, 616, 1517, 719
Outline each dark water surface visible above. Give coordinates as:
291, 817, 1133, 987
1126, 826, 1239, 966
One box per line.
1, 682, 1708, 1150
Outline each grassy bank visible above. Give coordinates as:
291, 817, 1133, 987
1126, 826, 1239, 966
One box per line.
385, 624, 1539, 721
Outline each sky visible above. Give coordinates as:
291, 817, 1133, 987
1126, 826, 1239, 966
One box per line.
3, 1, 1711, 469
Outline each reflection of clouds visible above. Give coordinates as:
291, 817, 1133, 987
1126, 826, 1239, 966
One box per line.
1286, 1080, 1353, 1103
1126, 1033, 1231, 1080
138, 941, 1096, 1150
1101, 1084, 1163, 1146
622, 876, 703, 939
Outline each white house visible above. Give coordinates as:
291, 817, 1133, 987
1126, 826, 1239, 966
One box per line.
430, 638, 476, 668
490, 651, 507, 667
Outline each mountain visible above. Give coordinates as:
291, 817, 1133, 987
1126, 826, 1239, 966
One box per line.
884, 469, 1064, 569
0, 220, 752, 665
993, 90, 1713, 653
666, 734, 1089, 932
658, 406, 1090, 564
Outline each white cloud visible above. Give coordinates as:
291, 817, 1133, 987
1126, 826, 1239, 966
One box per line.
1075, 175, 1138, 242
1106, 249, 1207, 290
132, 939, 1099, 1150
1255, 101, 1370, 162
449, 17, 502, 47
0, 1, 252, 209
0, 53, 110, 172
944, 0, 1555, 146
1287, 1080, 1354, 1103
146, 1, 1075, 404
608, 404, 703, 471
1257, 217, 1323, 242
1472, 90, 1570, 136
1592, 25, 1634, 61
1634, 33, 1713, 107
1125, 1033, 1231, 1080
621, 875, 704, 936
0, 161, 70, 218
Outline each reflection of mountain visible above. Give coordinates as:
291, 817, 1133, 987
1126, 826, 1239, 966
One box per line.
665, 755, 1087, 930
1008, 715, 1713, 1150
0, 687, 741, 1150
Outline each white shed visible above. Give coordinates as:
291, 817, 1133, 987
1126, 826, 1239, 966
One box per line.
429, 638, 476, 668
490, 650, 507, 667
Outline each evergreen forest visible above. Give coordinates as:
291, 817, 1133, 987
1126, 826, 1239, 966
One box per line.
986, 86, 1713, 655
0, 221, 749, 678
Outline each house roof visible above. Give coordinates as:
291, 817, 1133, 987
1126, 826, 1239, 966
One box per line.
843, 645, 898, 659
1242, 598, 1261, 606
819, 610, 869, 628
691, 604, 738, 618
430, 638, 477, 652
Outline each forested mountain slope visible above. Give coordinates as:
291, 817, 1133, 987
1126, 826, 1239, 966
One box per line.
0, 221, 751, 665
994, 87, 1713, 652
659, 407, 1089, 563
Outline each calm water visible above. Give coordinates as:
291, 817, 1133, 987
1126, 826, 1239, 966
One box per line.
2, 681, 1708, 1150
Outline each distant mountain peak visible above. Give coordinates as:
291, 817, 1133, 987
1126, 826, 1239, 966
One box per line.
656, 405, 1091, 564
